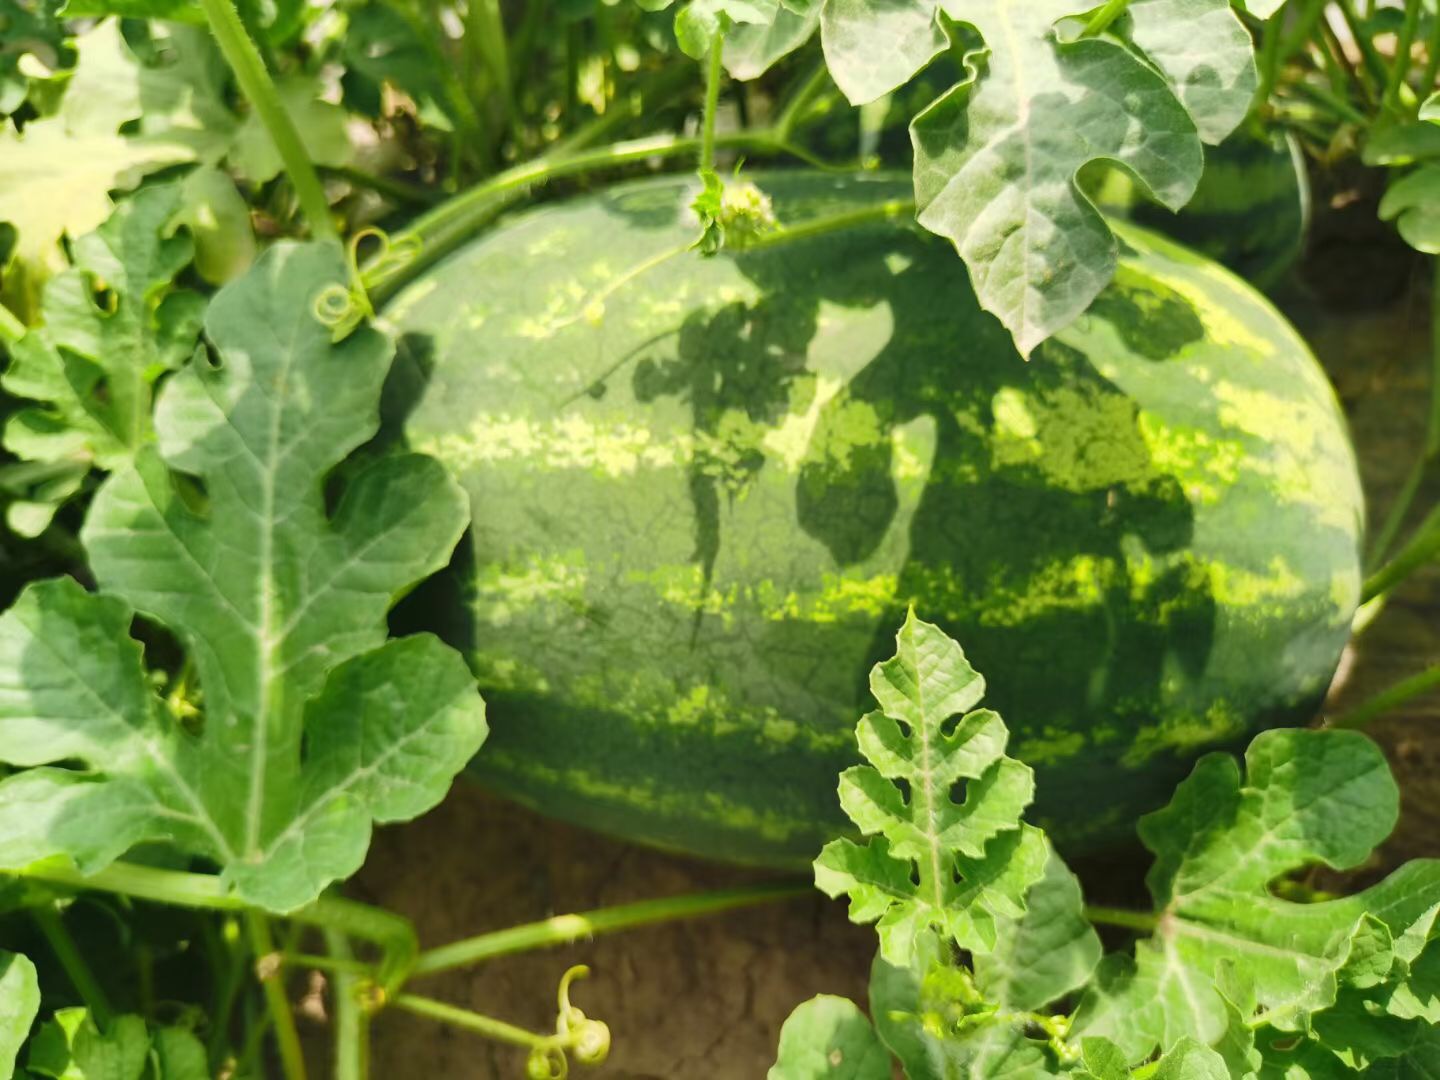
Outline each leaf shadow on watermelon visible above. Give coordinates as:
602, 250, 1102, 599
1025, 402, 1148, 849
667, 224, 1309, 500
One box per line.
381, 173, 1357, 870
720, 228, 1220, 851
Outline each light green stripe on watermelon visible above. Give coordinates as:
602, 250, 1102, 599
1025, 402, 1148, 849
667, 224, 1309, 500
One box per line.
387, 170, 1361, 867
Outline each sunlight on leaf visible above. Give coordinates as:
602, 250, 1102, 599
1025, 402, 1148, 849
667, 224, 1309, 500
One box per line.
814, 611, 1045, 967
0, 242, 486, 911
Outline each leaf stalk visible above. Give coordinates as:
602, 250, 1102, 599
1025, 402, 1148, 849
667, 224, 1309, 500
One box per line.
197, 0, 337, 242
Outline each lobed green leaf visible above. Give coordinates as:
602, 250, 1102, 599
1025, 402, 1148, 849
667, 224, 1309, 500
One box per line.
815, 611, 1045, 967
0, 242, 486, 911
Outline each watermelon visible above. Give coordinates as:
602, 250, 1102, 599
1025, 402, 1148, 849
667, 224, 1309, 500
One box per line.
385, 171, 1363, 867
1091, 126, 1311, 289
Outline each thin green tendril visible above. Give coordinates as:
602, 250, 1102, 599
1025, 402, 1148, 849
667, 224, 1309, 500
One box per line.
312, 228, 421, 341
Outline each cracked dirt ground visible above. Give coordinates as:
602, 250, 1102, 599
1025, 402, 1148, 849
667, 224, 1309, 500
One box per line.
338, 199, 1440, 1079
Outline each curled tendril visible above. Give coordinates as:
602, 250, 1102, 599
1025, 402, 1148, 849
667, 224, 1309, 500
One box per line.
311, 227, 421, 342
525, 1046, 568, 1080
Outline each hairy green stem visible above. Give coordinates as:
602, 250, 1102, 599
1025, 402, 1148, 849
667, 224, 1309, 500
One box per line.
1363, 502, 1440, 600
246, 912, 308, 1080
319, 165, 441, 207
1256, 7, 1287, 107
1383, 0, 1422, 112
1332, 662, 1440, 728
1368, 455, 1427, 568
390, 994, 554, 1050
197, 0, 336, 241
1083, 904, 1159, 933
33, 905, 112, 1025
366, 129, 827, 303
700, 28, 726, 173
1083, 0, 1131, 37
743, 198, 917, 250
1282, 79, 1370, 127
413, 881, 810, 977
325, 930, 368, 1080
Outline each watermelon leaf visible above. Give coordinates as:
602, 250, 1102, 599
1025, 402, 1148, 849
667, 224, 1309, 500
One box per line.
0, 185, 204, 537
767, 995, 890, 1079
819, 0, 946, 105
814, 610, 1046, 967
25, 1008, 207, 1080
1072, 729, 1440, 1064
0, 952, 39, 1080
0, 19, 195, 316
1378, 165, 1440, 254
0, 241, 486, 912
911, 0, 1204, 355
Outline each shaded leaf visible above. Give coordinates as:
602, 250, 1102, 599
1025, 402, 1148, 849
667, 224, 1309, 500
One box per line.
724, 1, 819, 79
0, 20, 193, 315
1378, 165, 1440, 254
1, 185, 204, 532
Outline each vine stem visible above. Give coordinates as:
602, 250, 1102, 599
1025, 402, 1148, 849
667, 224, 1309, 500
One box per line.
6, 862, 418, 991
700, 27, 726, 173
32, 905, 112, 1025
1082, 904, 1159, 933
246, 912, 308, 1080
1423, 0, 1440, 99
366, 129, 836, 304
391, 994, 556, 1050
1331, 662, 1440, 729
412, 881, 810, 977
773, 62, 830, 144
1382, 0, 1422, 112
1083, 0, 1130, 37
325, 930, 368, 1080
196, 0, 336, 242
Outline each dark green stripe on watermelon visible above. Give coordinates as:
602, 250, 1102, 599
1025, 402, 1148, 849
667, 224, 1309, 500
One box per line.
1090, 127, 1311, 289
386, 171, 1361, 867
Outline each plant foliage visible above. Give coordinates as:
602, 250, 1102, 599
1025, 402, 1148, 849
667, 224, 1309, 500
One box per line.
0, 241, 487, 912
775, 615, 1440, 1078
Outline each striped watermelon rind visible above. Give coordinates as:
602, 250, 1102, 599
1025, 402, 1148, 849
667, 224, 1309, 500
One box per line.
387, 171, 1362, 866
